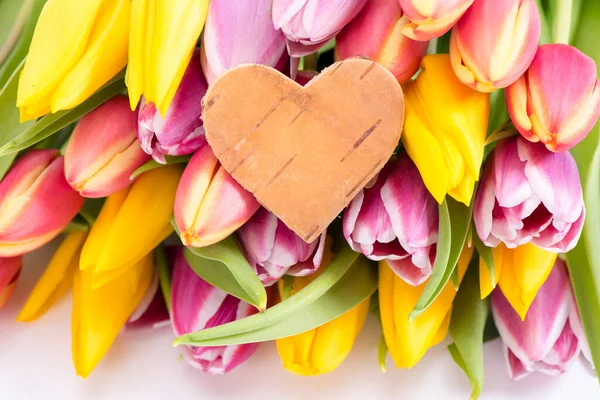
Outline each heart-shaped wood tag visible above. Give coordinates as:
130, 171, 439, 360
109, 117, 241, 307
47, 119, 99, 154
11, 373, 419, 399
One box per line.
203, 59, 404, 243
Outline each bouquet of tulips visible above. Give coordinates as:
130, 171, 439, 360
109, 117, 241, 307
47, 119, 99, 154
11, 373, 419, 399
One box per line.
1, 0, 600, 397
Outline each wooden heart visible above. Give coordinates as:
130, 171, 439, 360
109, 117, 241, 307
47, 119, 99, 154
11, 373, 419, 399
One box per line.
203, 59, 404, 243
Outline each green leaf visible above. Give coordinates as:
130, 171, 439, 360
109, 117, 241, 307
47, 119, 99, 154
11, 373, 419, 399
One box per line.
534, 0, 554, 44
79, 198, 105, 226
175, 252, 376, 346
448, 260, 489, 400
186, 235, 267, 311
473, 231, 494, 287
0, 70, 126, 155
411, 198, 473, 318
0, 0, 30, 66
0, 61, 34, 147
281, 275, 294, 301
64, 216, 90, 233
436, 31, 451, 54
155, 246, 171, 313
130, 155, 191, 180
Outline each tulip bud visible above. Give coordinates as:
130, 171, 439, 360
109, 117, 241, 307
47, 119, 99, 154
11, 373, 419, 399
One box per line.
272, 0, 367, 57
474, 135, 584, 253
276, 246, 370, 375
506, 44, 600, 152
492, 259, 582, 380
403, 54, 489, 205
127, 269, 169, 329
17, 231, 87, 322
569, 303, 593, 368
450, 0, 541, 92
399, 0, 474, 41
480, 243, 557, 319
17, 0, 129, 121
175, 140, 260, 248
138, 49, 208, 163
0, 149, 84, 257
237, 208, 326, 286
171, 248, 259, 374
0, 256, 21, 308
80, 165, 182, 286
65, 96, 150, 198
379, 244, 473, 368
344, 153, 438, 286
201, 0, 287, 84
72, 253, 155, 378
335, 0, 428, 84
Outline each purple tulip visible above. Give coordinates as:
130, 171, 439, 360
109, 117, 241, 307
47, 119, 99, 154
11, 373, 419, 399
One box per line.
201, 0, 287, 84
170, 248, 259, 374
492, 259, 584, 380
474, 135, 584, 253
343, 153, 438, 286
237, 208, 326, 286
137, 49, 208, 164
272, 0, 368, 57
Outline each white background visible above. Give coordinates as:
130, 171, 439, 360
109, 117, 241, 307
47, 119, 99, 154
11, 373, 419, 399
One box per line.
0, 243, 598, 400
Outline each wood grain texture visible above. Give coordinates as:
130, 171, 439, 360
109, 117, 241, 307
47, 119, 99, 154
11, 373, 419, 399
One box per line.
203, 59, 404, 242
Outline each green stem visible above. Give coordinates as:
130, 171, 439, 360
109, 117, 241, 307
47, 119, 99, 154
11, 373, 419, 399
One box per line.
552, 0, 573, 44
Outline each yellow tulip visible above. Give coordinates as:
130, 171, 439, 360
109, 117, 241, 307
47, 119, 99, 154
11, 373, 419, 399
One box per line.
275, 247, 370, 376
479, 243, 557, 320
72, 252, 154, 378
17, 0, 130, 121
79, 165, 182, 287
126, 0, 209, 115
16, 231, 87, 322
403, 54, 489, 206
380, 244, 474, 369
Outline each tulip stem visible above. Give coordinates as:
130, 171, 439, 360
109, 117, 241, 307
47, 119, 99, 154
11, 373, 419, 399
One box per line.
552, 0, 573, 44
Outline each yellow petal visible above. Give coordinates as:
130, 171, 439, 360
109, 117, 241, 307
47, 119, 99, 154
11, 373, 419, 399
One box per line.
95, 165, 182, 279
479, 245, 505, 299
17, 231, 87, 322
17, 0, 104, 121
51, 0, 130, 112
125, 0, 150, 110
72, 253, 154, 378
497, 243, 557, 320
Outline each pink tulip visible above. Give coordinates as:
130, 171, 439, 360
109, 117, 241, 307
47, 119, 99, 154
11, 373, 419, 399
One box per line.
399, 0, 474, 41
138, 49, 208, 164
450, 0, 541, 92
506, 44, 600, 152
474, 136, 584, 253
0, 150, 84, 257
343, 153, 438, 286
174, 139, 260, 248
336, 0, 428, 84
201, 0, 287, 84
171, 248, 259, 374
272, 0, 368, 57
65, 96, 150, 198
237, 208, 326, 286
127, 271, 169, 330
0, 256, 21, 308
492, 259, 583, 380
568, 302, 593, 368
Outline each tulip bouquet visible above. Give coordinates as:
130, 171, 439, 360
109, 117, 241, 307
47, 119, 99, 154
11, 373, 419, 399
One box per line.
1, 0, 600, 397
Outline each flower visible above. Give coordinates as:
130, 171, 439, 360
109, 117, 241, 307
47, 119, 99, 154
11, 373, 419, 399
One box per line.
480, 243, 557, 319
474, 135, 585, 253
174, 140, 260, 248
79, 165, 182, 286
17, 231, 87, 322
0, 256, 22, 308
65, 96, 150, 198
335, 0, 428, 84
171, 248, 259, 374
237, 208, 326, 286
17, 0, 130, 121
399, 0, 474, 41
343, 153, 438, 286
450, 0, 541, 92
403, 54, 489, 205
0, 149, 84, 257
379, 245, 474, 368
506, 44, 600, 152
200, 0, 287, 84
272, 0, 367, 57
72, 252, 155, 378
492, 259, 583, 380
276, 246, 370, 375
127, 0, 209, 115
137, 49, 208, 164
